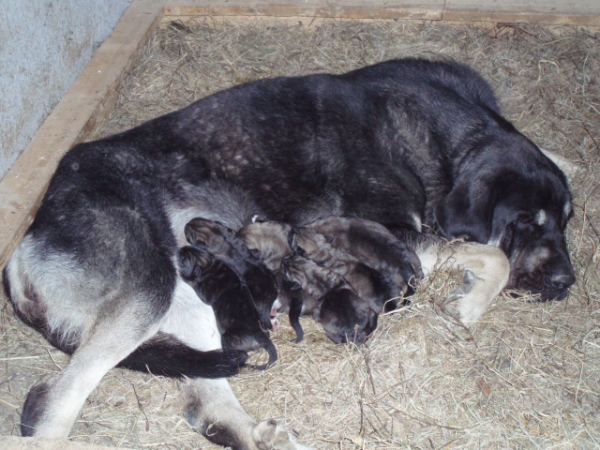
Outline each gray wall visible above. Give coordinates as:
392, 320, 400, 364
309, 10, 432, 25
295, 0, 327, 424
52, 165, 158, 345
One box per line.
0, 0, 132, 181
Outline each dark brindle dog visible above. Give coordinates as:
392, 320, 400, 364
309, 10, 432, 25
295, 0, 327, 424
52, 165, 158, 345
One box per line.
3, 57, 574, 449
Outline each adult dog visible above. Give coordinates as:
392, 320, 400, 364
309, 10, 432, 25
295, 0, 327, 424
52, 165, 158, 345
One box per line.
3, 57, 574, 448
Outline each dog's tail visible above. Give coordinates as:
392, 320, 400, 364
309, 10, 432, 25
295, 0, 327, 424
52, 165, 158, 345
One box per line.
118, 332, 247, 378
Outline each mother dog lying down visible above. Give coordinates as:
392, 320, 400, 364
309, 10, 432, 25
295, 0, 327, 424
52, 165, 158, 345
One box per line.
3, 57, 575, 447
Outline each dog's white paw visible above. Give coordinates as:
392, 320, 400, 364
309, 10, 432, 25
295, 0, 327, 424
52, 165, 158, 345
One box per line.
252, 419, 312, 450
441, 269, 485, 326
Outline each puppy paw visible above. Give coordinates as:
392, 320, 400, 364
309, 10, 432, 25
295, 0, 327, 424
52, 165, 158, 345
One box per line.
252, 419, 312, 450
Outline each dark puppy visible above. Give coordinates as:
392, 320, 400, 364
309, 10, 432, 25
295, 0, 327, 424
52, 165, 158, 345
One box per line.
281, 255, 377, 344
185, 217, 279, 332
178, 245, 277, 369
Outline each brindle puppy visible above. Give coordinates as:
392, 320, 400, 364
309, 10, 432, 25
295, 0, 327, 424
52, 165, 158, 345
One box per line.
238, 219, 305, 340
178, 245, 277, 369
185, 217, 279, 332
281, 255, 377, 345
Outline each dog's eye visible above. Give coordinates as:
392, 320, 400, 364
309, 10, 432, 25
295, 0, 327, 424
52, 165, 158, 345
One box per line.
514, 215, 541, 235
516, 214, 535, 225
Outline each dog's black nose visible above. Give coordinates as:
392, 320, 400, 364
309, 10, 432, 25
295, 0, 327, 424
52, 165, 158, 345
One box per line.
550, 272, 576, 291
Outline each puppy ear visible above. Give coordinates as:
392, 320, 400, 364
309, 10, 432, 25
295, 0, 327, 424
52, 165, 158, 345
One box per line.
436, 179, 494, 243
178, 246, 202, 280
287, 228, 299, 253
185, 219, 208, 246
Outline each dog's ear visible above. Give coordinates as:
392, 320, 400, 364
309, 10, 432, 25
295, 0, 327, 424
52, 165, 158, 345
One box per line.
436, 178, 495, 243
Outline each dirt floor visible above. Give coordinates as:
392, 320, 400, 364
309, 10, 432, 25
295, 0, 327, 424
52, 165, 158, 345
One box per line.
1, 18, 599, 449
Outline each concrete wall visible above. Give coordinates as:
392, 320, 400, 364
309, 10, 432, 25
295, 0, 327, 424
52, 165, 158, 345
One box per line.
0, 0, 132, 181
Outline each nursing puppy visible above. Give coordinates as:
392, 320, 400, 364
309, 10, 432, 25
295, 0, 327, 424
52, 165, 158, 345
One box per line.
178, 245, 278, 369
281, 255, 378, 344
241, 219, 400, 341
290, 225, 406, 312
239, 219, 294, 273
185, 217, 279, 332
238, 219, 306, 339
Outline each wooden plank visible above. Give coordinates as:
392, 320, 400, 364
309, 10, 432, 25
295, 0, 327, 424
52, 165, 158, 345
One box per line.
165, 0, 445, 21
445, 0, 600, 26
0, 0, 165, 268
165, 0, 600, 26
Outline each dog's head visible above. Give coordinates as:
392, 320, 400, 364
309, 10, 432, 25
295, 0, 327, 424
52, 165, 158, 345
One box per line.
436, 138, 575, 301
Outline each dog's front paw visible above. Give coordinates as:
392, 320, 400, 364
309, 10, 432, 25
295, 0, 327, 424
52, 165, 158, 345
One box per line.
441, 269, 482, 326
252, 419, 312, 450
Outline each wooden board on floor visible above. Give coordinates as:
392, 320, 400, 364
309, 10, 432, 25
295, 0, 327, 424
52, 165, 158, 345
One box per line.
0, 436, 134, 450
444, 0, 600, 26
164, 0, 445, 20
165, 0, 600, 26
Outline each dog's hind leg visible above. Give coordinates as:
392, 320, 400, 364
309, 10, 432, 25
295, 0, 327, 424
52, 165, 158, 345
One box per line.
20, 302, 163, 438
184, 378, 311, 450
160, 281, 311, 449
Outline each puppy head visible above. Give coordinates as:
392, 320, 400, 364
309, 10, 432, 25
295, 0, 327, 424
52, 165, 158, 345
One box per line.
178, 245, 212, 281
243, 263, 279, 330
178, 245, 222, 301
318, 288, 378, 345
289, 227, 336, 265
436, 137, 575, 301
281, 255, 343, 300
238, 220, 293, 271
185, 217, 235, 252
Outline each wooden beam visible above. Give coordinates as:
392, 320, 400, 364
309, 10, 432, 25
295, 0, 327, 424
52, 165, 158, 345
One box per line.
444, 0, 600, 27
165, 0, 445, 21
165, 0, 600, 27
0, 0, 165, 268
